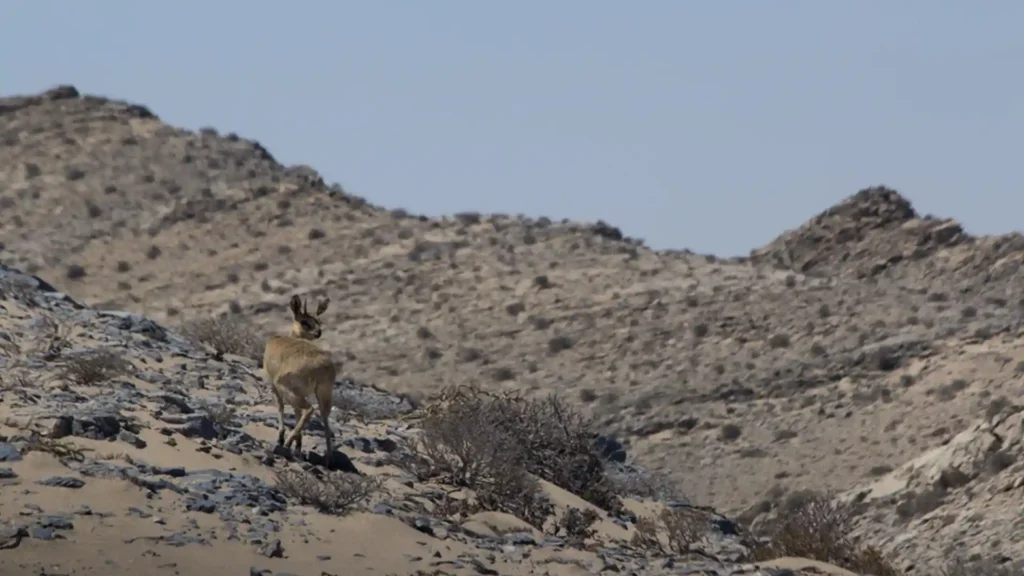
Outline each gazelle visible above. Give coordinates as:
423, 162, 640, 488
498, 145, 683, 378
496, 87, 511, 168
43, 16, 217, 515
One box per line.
263, 294, 337, 468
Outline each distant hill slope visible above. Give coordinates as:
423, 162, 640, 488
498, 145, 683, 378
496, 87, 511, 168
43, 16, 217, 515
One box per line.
5, 87, 1024, 574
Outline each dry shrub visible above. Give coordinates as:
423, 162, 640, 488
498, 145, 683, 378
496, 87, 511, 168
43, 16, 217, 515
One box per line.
411, 387, 520, 488
21, 433, 86, 463
750, 492, 899, 576
630, 507, 712, 557
275, 468, 382, 514
403, 385, 621, 527
550, 507, 601, 548
401, 387, 553, 528
59, 349, 130, 386
507, 393, 621, 514
607, 464, 685, 502
415, 455, 552, 531
203, 404, 238, 427
473, 467, 554, 530
631, 515, 663, 551
663, 507, 711, 554
178, 315, 263, 360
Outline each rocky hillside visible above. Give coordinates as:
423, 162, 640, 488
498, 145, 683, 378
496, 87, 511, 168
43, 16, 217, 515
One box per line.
0, 262, 870, 576
3, 85, 1024, 573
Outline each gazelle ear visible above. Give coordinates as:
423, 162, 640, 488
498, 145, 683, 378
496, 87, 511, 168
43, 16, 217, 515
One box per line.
315, 297, 330, 317
289, 295, 303, 317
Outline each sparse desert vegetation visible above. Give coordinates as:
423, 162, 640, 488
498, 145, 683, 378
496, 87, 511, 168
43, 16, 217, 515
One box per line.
178, 314, 264, 360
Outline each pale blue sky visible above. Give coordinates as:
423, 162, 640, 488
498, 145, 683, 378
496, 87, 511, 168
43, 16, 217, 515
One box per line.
2, 1, 1022, 255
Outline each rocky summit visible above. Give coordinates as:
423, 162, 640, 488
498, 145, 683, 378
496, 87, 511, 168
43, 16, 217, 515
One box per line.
3, 85, 1024, 575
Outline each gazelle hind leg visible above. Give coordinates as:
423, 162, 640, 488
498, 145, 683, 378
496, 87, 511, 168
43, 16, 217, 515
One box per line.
316, 385, 335, 469
271, 386, 287, 446
284, 397, 314, 453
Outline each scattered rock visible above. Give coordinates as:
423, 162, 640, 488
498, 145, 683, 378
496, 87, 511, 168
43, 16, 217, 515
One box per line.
119, 430, 147, 449
38, 476, 85, 489
0, 526, 27, 549
259, 538, 284, 558
0, 442, 22, 462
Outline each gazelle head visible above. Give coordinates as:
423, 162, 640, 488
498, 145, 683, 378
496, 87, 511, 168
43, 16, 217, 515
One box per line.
288, 294, 330, 340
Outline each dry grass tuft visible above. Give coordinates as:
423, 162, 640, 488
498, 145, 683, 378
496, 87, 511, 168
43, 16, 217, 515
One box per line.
31, 315, 73, 360
0, 333, 19, 358
58, 349, 130, 386
21, 433, 86, 462
0, 368, 37, 390
941, 557, 1024, 576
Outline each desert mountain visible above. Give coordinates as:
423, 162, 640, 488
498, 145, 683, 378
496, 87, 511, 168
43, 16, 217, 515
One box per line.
3, 85, 1024, 573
